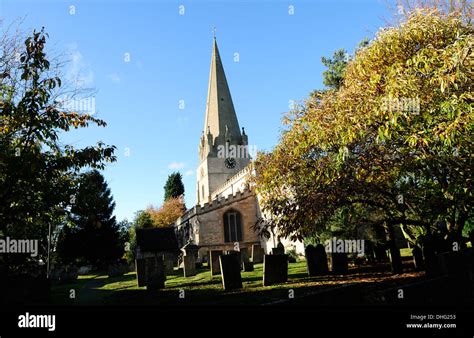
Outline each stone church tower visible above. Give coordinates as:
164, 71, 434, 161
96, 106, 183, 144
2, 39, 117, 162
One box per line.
174, 37, 306, 259
196, 37, 250, 205
174, 37, 260, 260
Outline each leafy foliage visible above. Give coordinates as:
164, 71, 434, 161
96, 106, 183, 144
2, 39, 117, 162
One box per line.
254, 9, 473, 248
0, 28, 116, 272
56, 170, 123, 265
163, 171, 185, 201
147, 197, 186, 228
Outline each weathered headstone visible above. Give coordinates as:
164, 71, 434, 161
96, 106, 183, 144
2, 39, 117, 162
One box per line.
240, 248, 250, 263
272, 242, 285, 255
272, 247, 285, 255
78, 265, 93, 275
251, 244, 264, 263
135, 258, 147, 287
242, 261, 254, 272
108, 262, 128, 277
423, 239, 441, 277
210, 250, 223, 276
219, 255, 242, 291
412, 246, 425, 271
330, 252, 348, 274
145, 255, 166, 290
438, 249, 473, 277
374, 244, 389, 262
263, 254, 288, 286
163, 253, 175, 275
364, 240, 375, 263
182, 243, 199, 259
306, 244, 329, 276
225, 250, 242, 263
183, 255, 196, 277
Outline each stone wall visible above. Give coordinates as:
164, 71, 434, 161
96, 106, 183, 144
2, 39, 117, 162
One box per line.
190, 192, 260, 258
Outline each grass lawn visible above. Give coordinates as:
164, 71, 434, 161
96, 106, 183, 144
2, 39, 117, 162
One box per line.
51, 259, 422, 306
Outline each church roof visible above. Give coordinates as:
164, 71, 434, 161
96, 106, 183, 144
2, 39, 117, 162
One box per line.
203, 37, 241, 145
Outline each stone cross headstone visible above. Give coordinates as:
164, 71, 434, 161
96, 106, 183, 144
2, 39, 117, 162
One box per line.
210, 250, 223, 276
251, 244, 264, 263
183, 255, 196, 277
145, 255, 166, 290
330, 252, 348, 274
305, 244, 329, 276
263, 254, 288, 286
219, 254, 243, 291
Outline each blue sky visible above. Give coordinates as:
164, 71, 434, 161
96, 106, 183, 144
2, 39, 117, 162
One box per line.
2, 0, 392, 221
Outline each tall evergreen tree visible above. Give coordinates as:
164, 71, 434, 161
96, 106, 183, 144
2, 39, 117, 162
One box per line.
57, 170, 123, 265
321, 49, 348, 90
163, 172, 185, 201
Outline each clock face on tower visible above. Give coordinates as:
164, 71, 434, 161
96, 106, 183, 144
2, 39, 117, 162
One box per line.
224, 157, 236, 169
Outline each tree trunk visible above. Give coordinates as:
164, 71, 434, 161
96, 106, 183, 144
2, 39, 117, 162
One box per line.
386, 223, 403, 274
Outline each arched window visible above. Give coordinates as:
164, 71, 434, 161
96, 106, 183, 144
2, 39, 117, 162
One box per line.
223, 210, 243, 243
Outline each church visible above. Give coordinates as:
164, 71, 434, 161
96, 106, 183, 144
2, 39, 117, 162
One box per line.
174, 37, 304, 261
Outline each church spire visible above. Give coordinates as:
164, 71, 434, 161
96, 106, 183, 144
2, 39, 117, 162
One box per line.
203, 36, 241, 147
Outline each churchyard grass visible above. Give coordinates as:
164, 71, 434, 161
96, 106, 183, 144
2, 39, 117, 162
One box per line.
51, 260, 421, 306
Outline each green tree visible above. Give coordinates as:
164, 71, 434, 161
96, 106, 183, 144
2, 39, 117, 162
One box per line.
56, 170, 123, 266
164, 171, 184, 201
321, 49, 348, 90
133, 210, 154, 229
255, 8, 473, 272
0, 28, 115, 273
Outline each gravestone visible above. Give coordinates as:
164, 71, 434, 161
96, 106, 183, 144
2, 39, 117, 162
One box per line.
263, 254, 288, 286
330, 252, 348, 274
423, 239, 441, 277
251, 244, 264, 263
438, 249, 473, 277
78, 265, 93, 275
108, 262, 128, 277
365, 240, 375, 263
210, 250, 223, 276
272, 242, 285, 255
374, 244, 389, 262
225, 250, 241, 263
412, 246, 425, 271
306, 244, 329, 276
183, 255, 196, 277
135, 258, 147, 287
182, 243, 199, 260
272, 247, 285, 255
163, 253, 175, 275
219, 255, 242, 291
240, 248, 250, 264
145, 255, 166, 290
242, 261, 254, 272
